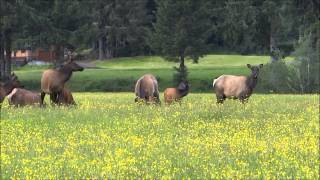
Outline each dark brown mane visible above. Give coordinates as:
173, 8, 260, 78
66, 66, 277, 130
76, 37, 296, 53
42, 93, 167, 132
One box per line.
246, 73, 259, 91
58, 65, 74, 83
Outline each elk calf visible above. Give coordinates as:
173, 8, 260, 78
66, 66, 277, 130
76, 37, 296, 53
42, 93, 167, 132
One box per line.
0, 73, 23, 104
52, 88, 76, 106
7, 88, 41, 107
164, 81, 189, 104
134, 74, 160, 104
213, 64, 263, 103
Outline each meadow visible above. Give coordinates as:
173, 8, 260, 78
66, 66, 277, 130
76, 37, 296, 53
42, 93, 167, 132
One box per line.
1, 93, 318, 178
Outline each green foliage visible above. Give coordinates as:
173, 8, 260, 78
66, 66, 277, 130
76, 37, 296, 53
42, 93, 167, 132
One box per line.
152, 0, 211, 83
291, 21, 320, 93
173, 66, 188, 86
92, 0, 150, 59
220, 1, 258, 54
152, 0, 211, 62
258, 61, 293, 93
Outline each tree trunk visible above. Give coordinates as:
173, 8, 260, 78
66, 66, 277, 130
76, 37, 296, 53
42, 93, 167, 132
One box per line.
54, 44, 64, 67
98, 37, 105, 60
105, 37, 113, 59
270, 35, 278, 62
174, 53, 187, 83
0, 33, 5, 79
179, 54, 185, 70
4, 30, 12, 77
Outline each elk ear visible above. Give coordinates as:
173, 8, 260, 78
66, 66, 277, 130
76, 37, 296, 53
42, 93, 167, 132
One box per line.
11, 74, 17, 81
178, 82, 186, 90
11, 72, 17, 78
65, 59, 72, 65
259, 64, 263, 68
247, 64, 252, 69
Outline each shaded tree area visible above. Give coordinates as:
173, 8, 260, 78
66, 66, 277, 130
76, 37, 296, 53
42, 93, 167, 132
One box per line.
0, 0, 318, 92
151, 0, 211, 82
91, 0, 150, 60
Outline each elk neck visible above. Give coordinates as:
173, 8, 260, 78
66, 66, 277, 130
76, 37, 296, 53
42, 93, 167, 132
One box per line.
2, 82, 15, 95
178, 88, 189, 98
246, 73, 258, 90
58, 66, 73, 83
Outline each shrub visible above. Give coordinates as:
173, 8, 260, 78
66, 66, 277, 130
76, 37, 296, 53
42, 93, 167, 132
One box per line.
258, 61, 293, 93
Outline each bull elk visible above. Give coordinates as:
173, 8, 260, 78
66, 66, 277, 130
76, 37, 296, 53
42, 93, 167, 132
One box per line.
40, 60, 83, 105
164, 81, 189, 104
212, 64, 263, 103
134, 74, 160, 104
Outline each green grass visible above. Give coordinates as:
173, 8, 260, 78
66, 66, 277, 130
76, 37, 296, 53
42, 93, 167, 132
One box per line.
13, 55, 272, 92
0, 93, 318, 178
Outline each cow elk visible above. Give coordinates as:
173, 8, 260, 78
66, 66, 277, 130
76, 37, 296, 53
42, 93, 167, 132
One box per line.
40, 60, 83, 106
134, 74, 160, 104
212, 64, 263, 104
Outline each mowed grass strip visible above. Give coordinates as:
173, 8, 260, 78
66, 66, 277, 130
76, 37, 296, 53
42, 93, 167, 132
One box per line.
1, 93, 318, 178
13, 55, 272, 92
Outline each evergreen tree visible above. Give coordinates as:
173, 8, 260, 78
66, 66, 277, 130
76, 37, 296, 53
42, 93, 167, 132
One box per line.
93, 0, 149, 60
290, 0, 319, 93
14, 0, 92, 65
0, 0, 24, 78
152, 0, 211, 82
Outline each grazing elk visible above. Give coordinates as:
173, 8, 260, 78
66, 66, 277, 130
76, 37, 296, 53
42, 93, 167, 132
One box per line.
212, 64, 263, 104
0, 73, 23, 104
40, 60, 83, 105
134, 74, 160, 104
51, 88, 76, 106
164, 81, 189, 104
7, 88, 41, 107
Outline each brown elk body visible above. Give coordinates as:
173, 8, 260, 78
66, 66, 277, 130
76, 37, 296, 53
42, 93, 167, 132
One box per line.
164, 81, 189, 104
7, 88, 41, 107
134, 74, 160, 104
213, 64, 263, 103
0, 73, 23, 104
40, 61, 83, 105
51, 88, 76, 106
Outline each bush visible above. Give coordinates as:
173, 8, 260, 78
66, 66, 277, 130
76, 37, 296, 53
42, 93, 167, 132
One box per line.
290, 22, 320, 93
173, 66, 188, 86
258, 61, 293, 93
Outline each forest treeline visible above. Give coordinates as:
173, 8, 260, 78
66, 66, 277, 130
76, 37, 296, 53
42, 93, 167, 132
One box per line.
0, 0, 319, 92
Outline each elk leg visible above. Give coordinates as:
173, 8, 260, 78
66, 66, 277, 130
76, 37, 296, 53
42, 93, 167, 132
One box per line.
56, 91, 63, 105
216, 94, 225, 104
153, 91, 161, 105
50, 93, 57, 105
147, 96, 153, 105
40, 92, 46, 106
154, 96, 161, 105
240, 97, 249, 104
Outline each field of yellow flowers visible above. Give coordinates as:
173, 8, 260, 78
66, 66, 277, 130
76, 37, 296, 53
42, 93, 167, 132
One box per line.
0, 93, 318, 179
